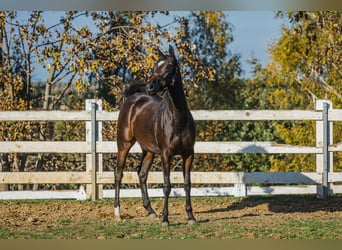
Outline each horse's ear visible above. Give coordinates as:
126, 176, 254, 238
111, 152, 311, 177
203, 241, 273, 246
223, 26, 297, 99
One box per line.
168, 45, 175, 57
158, 48, 166, 58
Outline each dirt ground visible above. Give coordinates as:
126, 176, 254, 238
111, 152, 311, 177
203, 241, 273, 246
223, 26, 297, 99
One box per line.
1, 195, 342, 239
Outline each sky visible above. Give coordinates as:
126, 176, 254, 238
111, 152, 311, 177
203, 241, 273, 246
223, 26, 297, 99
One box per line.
16, 11, 286, 81
148, 11, 285, 77
152, 11, 286, 77
227, 11, 285, 77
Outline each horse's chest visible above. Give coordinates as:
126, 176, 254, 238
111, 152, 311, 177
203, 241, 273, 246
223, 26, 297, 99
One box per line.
156, 111, 194, 154
157, 129, 188, 154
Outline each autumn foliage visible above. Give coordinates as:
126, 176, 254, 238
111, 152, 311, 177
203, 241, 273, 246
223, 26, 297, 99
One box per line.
0, 11, 341, 190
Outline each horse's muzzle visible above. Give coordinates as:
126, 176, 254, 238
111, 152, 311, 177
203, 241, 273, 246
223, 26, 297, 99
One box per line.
146, 77, 163, 95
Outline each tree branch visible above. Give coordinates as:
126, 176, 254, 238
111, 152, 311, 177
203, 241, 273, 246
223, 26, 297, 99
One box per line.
51, 72, 77, 110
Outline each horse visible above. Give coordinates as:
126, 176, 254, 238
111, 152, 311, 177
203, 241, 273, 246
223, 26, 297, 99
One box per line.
114, 45, 196, 226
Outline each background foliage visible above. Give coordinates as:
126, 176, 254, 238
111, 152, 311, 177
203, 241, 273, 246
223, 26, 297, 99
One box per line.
262, 11, 341, 171
0, 11, 341, 191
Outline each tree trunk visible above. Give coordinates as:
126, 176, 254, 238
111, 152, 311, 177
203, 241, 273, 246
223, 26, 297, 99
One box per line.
0, 13, 4, 92
0, 154, 10, 191
32, 153, 44, 191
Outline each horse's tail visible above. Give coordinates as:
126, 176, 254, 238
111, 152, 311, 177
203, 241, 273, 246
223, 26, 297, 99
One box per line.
123, 79, 148, 97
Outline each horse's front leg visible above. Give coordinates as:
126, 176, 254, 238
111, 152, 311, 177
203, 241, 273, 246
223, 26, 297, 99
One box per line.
161, 153, 172, 226
183, 153, 196, 224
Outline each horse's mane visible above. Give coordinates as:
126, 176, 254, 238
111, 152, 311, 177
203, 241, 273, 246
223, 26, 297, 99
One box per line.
123, 79, 148, 97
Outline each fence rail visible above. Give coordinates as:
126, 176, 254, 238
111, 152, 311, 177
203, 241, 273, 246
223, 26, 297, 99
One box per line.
0, 109, 341, 121
0, 141, 330, 154
0, 99, 341, 200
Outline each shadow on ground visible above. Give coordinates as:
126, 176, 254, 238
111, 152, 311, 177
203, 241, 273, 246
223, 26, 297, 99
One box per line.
198, 195, 342, 214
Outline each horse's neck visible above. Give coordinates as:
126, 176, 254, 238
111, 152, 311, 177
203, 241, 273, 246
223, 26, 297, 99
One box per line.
161, 72, 189, 132
167, 71, 188, 112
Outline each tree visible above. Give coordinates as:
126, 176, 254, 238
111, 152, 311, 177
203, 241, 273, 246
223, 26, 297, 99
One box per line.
0, 11, 36, 190
178, 11, 242, 109
1, 11, 226, 188
260, 11, 342, 171
85, 11, 167, 107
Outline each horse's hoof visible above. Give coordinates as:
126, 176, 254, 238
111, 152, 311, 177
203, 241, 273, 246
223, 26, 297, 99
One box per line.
147, 213, 157, 220
188, 219, 196, 225
161, 221, 170, 227
115, 216, 122, 222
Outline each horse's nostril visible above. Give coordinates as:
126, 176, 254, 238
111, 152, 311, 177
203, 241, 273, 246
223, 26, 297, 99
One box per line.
146, 84, 155, 93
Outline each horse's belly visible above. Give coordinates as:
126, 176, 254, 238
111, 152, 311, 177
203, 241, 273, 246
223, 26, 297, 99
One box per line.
134, 126, 160, 154
136, 138, 160, 154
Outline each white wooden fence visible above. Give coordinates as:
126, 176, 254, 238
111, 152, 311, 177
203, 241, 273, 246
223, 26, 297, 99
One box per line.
0, 99, 341, 201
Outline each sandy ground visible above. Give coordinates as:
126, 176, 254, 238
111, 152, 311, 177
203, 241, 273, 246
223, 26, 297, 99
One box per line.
1, 195, 342, 238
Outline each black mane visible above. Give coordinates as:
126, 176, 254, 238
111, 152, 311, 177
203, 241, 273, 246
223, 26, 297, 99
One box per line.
123, 79, 149, 97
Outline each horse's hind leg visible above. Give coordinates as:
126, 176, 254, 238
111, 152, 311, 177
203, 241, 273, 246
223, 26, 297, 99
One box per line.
137, 151, 156, 218
114, 141, 133, 220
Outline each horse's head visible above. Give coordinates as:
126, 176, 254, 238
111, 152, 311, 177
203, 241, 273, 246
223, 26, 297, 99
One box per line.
145, 75, 163, 95
149, 45, 178, 89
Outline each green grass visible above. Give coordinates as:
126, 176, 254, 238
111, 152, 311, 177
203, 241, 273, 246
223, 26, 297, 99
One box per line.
2, 217, 341, 239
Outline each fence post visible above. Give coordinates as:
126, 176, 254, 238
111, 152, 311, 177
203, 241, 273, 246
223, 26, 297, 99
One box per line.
233, 172, 247, 197
316, 100, 333, 199
86, 99, 103, 200
91, 102, 97, 201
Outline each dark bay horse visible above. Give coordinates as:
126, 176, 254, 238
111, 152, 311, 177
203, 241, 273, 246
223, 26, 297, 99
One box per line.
114, 45, 196, 226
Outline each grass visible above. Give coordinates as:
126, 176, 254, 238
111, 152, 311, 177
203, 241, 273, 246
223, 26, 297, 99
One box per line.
3, 218, 340, 239
1, 196, 342, 239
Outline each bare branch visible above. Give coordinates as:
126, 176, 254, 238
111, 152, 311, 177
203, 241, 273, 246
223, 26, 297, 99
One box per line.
51, 72, 77, 110
313, 69, 342, 100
